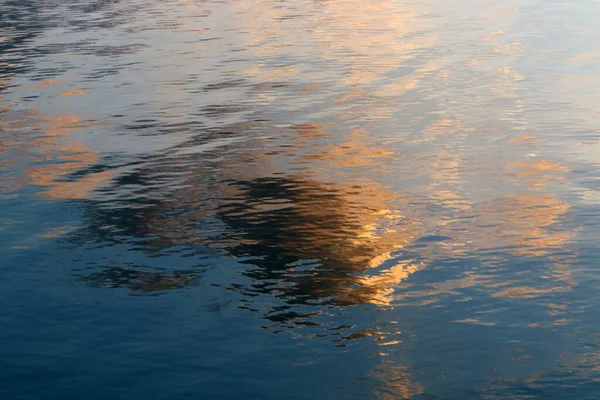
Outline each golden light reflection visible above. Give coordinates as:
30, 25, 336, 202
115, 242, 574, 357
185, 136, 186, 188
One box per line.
370, 361, 424, 400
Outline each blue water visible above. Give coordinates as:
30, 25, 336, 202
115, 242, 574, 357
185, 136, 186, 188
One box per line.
3, 0, 600, 398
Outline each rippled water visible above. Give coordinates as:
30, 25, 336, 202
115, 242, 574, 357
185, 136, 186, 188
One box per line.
3, 0, 600, 398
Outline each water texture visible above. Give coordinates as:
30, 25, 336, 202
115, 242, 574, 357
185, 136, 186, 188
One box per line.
2, 0, 600, 398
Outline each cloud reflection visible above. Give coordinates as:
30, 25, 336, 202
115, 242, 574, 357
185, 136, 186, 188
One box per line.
3, 0, 579, 348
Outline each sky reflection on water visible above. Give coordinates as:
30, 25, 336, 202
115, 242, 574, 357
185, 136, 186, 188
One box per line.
2, 0, 600, 398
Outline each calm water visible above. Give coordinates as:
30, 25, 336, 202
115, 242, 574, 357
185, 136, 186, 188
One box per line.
2, 0, 600, 398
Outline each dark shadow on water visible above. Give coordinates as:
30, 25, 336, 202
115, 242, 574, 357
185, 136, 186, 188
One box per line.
75, 170, 420, 328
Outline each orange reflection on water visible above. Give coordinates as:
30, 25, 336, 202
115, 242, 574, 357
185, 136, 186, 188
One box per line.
23, 79, 68, 91
369, 361, 423, 400
24, 114, 111, 200
59, 88, 85, 97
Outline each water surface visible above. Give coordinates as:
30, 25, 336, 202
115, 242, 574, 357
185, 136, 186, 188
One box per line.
2, 0, 600, 398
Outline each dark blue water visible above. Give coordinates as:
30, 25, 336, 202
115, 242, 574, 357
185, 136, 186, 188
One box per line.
3, 0, 600, 398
